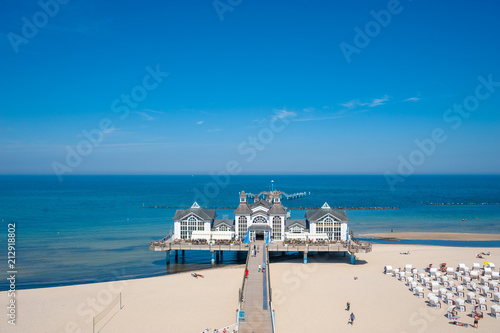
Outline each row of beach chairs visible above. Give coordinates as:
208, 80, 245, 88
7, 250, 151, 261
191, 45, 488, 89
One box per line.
384, 263, 500, 319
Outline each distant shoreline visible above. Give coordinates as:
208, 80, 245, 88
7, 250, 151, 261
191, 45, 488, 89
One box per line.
357, 232, 500, 241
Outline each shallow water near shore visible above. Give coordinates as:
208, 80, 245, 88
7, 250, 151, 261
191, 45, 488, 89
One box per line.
0, 175, 499, 290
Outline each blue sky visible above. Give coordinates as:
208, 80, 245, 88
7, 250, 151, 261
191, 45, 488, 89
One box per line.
1, 0, 499, 176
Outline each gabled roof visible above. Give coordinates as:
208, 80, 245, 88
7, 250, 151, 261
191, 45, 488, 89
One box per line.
268, 202, 286, 215
234, 203, 252, 215
172, 202, 216, 221
285, 219, 307, 229
305, 202, 348, 222
213, 218, 235, 230
249, 200, 272, 209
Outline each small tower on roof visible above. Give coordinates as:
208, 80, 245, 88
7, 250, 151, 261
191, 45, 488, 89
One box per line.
240, 190, 246, 203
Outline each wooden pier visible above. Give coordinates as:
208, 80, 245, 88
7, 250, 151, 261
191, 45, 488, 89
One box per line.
238, 240, 273, 333
149, 237, 371, 331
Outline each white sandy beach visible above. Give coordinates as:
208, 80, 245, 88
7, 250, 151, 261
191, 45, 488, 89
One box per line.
2, 242, 500, 333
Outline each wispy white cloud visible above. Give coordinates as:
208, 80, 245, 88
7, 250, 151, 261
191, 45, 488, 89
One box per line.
272, 109, 297, 121
302, 107, 315, 113
292, 115, 345, 122
369, 95, 389, 107
340, 95, 390, 109
207, 128, 222, 132
403, 97, 421, 102
197, 121, 204, 125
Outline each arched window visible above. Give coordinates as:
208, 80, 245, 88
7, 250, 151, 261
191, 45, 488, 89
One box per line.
272, 216, 282, 240
253, 216, 267, 224
317, 216, 335, 240
238, 216, 247, 239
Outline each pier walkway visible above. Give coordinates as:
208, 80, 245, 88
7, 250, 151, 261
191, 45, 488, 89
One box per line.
238, 240, 273, 333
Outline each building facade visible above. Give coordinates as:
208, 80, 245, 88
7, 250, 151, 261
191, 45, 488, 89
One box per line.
172, 191, 349, 242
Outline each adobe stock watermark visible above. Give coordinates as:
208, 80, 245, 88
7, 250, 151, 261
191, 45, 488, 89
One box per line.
385, 74, 499, 190
51, 64, 169, 182
213, 0, 243, 21
7, 0, 71, 54
60, 269, 129, 333
191, 110, 295, 206
339, 0, 410, 64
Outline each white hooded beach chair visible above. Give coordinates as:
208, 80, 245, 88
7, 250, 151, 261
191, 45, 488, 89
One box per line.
485, 267, 493, 276
488, 263, 495, 271
492, 272, 500, 280
424, 277, 431, 287
384, 265, 392, 274
490, 281, 499, 292
494, 292, 500, 302
462, 276, 471, 284
415, 286, 424, 298
478, 297, 487, 311
458, 263, 465, 272
481, 275, 491, 285
456, 285, 464, 297
482, 286, 492, 298
467, 292, 476, 303
454, 271, 462, 280
405, 264, 412, 272
473, 263, 480, 270
430, 267, 438, 276
442, 275, 449, 283
491, 304, 500, 319
447, 267, 454, 275
419, 273, 426, 282
455, 298, 466, 312
470, 270, 479, 279
447, 306, 458, 319
439, 288, 447, 298
429, 296, 441, 309
407, 276, 413, 285
446, 292, 454, 304
448, 279, 455, 290
431, 281, 439, 292
410, 281, 418, 291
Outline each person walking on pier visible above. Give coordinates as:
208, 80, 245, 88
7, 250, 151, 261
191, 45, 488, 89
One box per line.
258, 264, 261, 272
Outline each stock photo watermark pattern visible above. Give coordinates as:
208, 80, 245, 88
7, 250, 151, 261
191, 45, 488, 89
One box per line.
51, 64, 169, 181
339, 0, 411, 64
191, 110, 295, 207
7, 0, 71, 54
385, 74, 500, 190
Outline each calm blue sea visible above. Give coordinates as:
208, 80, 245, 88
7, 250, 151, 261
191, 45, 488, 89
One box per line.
1, 175, 499, 290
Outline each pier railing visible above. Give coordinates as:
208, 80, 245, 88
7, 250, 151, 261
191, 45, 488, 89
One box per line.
149, 240, 250, 252
266, 245, 275, 333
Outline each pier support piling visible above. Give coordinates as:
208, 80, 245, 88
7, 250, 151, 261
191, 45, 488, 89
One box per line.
175, 250, 178, 263
350, 253, 355, 265
166, 251, 171, 265
344, 251, 347, 257
216, 251, 220, 262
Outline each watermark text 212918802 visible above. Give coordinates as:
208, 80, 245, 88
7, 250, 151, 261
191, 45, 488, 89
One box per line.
7, 223, 17, 325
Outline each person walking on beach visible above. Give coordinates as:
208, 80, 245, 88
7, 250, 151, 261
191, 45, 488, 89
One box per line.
245, 269, 249, 278
349, 312, 355, 325
346, 301, 350, 311
258, 264, 261, 272
473, 314, 480, 328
